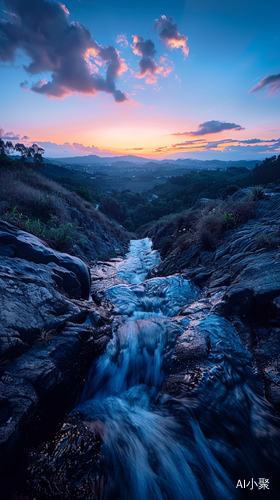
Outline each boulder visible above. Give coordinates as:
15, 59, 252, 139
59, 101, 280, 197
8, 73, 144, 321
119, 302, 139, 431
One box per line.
0, 220, 90, 299
0, 321, 113, 472
0, 257, 85, 358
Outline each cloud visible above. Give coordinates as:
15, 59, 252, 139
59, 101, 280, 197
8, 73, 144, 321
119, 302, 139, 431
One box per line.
249, 73, 280, 97
0, 127, 20, 140
154, 15, 189, 57
154, 146, 168, 153
131, 36, 156, 58
59, 3, 69, 15
173, 120, 245, 136
116, 34, 128, 47
72, 142, 98, 153
4, 132, 20, 140
0, 0, 127, 102
131, 35, 173, 84
126, 147, 144, 151
0, 127, 32, 141
169, 137, 280, 154
149, 137, 280, 158
30, 140, 117, 158
20, 80, 28, 90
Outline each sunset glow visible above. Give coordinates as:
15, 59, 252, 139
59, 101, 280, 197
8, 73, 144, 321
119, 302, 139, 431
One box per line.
1, 0, 280, 160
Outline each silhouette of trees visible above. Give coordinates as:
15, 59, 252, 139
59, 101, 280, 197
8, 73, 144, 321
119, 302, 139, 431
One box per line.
0, 139, 45, 168
14, 143, 45, 167
0, 138, 14, 156
253, 155, 280, 184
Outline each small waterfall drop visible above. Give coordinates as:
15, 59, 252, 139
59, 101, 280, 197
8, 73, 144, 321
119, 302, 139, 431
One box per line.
76, 238, 280, 499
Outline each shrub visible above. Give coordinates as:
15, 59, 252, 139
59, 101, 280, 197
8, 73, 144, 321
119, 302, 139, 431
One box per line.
225, 197, 256, 224
251, 185, 264, 201
143, 192, 259, 257
222, 184, 240, 199
255, 232, 280, 250
196, 212, 223, 237
199, 228, 216, 250
174, 232, 193, 252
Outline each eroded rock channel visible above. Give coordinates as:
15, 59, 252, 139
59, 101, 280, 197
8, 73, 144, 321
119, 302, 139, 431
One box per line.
21, 238, 280, 499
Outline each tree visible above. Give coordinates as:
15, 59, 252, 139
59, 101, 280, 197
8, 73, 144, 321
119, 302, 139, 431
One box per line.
29, 143, 45, 167
0, 138, 14, 156
14, 143, 28, 160
14, 142, 45, 167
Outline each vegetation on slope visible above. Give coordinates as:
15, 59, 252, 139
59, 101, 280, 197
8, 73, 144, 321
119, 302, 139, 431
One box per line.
41, 163, 254, 231
0, 155, 129, 259
43, 156, 280, 234
2, 147, 280, 262
139, 187, 263, 259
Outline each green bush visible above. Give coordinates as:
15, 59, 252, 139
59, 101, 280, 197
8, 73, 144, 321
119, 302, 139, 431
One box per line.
255, 232, 280, 250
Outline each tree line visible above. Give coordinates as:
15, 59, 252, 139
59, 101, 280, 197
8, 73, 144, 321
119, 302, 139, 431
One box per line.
0, 138, 45, 167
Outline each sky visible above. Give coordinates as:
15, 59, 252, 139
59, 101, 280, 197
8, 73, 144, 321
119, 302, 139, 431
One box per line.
0, 0, 280, 160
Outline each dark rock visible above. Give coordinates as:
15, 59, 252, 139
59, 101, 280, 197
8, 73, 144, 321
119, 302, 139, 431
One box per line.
26, 415, 104, 500
0, 257, 84, 357
228, 187, 253, 202
171, 327, 210, 369
0, 218, 116, 478
225, 253, 280, 312
0, 321, 112, 472
69, 207, 129, 262
0, 220, 90, 299
153, 194, 280, 411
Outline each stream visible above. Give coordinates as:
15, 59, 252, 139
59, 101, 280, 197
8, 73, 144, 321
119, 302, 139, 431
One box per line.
75, 238, 280, 499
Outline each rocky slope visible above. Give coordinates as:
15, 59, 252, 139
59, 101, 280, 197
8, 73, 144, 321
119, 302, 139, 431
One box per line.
149, 190, 280, 412
0, 220, 115, 490
1, 189, 280, 498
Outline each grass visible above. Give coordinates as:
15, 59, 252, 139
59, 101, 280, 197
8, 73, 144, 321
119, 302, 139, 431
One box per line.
140, 192, 258, 257
255, 232, 280, 250
0, 165, 129, 257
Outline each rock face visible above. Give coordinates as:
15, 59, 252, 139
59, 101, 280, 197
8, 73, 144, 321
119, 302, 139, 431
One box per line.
151, 193, 280, 412
0, 220, 91, 298
68, 207, 129, 262
0, 219, 114, 478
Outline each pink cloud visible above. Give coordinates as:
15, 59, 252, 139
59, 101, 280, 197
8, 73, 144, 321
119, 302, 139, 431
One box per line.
155, 15, 189, 58
116, 34, 129, 47
59, 3, 69, 15
0, 0, 127, 102
131, 35, 173, 84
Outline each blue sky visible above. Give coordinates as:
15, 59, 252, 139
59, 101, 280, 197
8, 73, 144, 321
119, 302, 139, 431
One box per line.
1, 0, 280, 159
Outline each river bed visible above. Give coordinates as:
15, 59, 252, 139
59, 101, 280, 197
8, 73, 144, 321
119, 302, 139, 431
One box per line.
74, 238, 280, 499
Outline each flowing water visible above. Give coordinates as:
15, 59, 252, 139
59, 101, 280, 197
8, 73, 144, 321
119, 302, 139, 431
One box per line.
76, 238, 280, 499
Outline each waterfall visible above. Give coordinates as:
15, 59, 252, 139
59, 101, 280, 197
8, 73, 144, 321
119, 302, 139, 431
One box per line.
75, 238, 280, 499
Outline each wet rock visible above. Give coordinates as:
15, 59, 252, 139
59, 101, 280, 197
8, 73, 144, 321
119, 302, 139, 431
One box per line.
89, 310, 106, 326
0, 220, 90, 299
225, 253, 280, 312
180, 298, 212, 317
69, 206, 129, 262
24, 416, 104, 500
209, 273, 232, 289
0, 257, 84, 358
0, 321, 112, 475
106, 275, 200, 318
171, 327, 210, 369
149, 195, 280, 412
0, 219, 116, 482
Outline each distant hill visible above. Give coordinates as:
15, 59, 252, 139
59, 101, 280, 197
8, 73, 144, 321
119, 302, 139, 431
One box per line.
46, 154, 258, 172
46, 154, 150, 165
